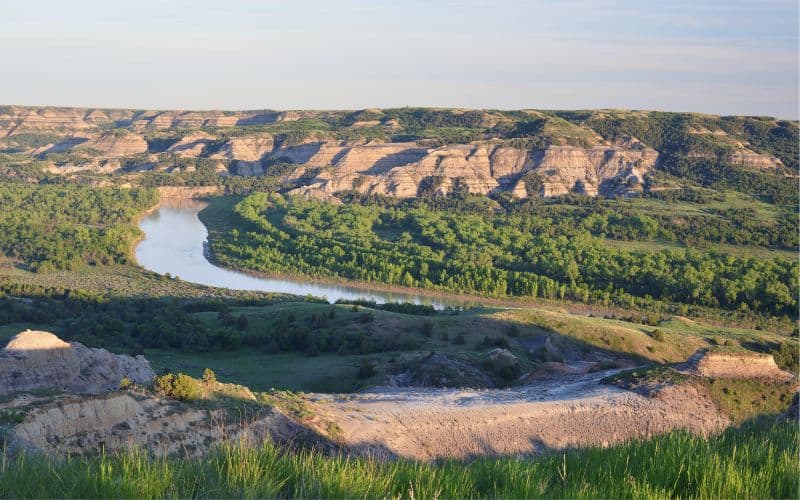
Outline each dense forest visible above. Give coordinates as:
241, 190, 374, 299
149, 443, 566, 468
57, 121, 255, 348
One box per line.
209, 193, 798, 318
0, 183, 158, 271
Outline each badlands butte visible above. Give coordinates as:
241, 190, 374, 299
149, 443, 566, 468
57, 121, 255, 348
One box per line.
0, 105, 794, 199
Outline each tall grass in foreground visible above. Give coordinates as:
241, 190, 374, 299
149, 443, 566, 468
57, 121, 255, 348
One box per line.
1, 419, 797, 499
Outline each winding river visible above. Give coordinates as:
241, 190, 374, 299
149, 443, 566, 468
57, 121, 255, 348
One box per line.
135, 200, 464, 308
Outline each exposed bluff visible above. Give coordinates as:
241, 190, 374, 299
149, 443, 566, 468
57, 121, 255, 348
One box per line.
0, 331, 314, 459
678, 349, 794, 381
283, 141, 657, 198
6, 391, 305, 458
3, 106, 794, 199
0, 330, 154, 396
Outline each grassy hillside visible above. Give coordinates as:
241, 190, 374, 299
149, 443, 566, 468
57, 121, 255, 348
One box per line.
2, 276, 793, 393
2, 418, 796, 498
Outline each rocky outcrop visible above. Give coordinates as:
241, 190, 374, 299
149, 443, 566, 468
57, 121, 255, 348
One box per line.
166, 132, 217, 158
79, 130, 148, 157
513, 144, 656, 197
209, 133, 275, 175
6, 392, 304, 457
729, 150, 783, 169
286, 141, 657, 199
211, 134, 274, 163
0, 331, 155, 396
0, 106, 119, 136
0, 106, 661, 199
679, 349, 794, 381
24, 105, 800, 200
0, 106, 282, 136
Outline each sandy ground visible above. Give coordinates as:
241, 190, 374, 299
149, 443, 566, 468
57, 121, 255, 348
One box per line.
311, 370, 730, 460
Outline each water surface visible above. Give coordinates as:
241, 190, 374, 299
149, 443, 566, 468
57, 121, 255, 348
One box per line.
136, 200, 463, 308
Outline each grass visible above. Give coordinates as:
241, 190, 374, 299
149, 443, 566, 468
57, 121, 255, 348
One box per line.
702, 377, 797, 423
145, 349, 365, 393
606, 365, 797, 423
2, 287, 784, 393
1, 419, 796, 498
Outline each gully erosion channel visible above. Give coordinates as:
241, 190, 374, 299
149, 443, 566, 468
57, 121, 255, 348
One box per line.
135, 199, 468, 309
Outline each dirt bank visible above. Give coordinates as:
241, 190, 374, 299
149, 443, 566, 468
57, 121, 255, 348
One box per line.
313, 370, 730, 460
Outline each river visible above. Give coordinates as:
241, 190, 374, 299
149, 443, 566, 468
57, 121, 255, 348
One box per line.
135, 200, 465, 308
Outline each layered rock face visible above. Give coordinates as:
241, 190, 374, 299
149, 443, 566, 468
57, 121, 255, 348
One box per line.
166, 132, 217, 157
0, 106, 119, 135
79, 131, 148, 157
212, 134, 274, 162
7, 392, 302, 457
286, 142, 657, 198
211, 134, 275, 176
524, 145, 657, 197
0, 330, 155, 396
729, 150, 783, 169
680, 349, 794, 381
0, 106, 665, 199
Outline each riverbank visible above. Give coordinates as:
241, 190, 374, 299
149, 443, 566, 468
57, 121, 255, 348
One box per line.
194, 196, 788, 330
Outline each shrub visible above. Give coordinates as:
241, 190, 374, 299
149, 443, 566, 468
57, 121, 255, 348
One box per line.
202, 368, 217, 384
480, 336, 510, 349
154, 373, 202, 401
772, 341, 799, 372
119, 377, 133, 390
421, 320, 434, 337
652, 329, 665, 342
453, 333, 466, 345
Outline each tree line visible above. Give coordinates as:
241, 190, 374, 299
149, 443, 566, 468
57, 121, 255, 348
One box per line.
209, 193, 798, 318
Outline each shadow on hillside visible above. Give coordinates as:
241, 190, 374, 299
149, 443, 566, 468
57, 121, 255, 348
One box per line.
0, 286, 666, 395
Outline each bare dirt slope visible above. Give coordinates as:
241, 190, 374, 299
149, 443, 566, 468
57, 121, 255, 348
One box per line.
314, 370, 730, 460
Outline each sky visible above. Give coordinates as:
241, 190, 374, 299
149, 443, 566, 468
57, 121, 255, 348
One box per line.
1, 0, 798, 118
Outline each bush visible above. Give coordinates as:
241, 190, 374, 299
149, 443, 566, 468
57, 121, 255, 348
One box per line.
772, 341, 799, 372
480, 336, 511, 349
202, 368, 217, 384
154, 373, 202, 401
421, 320, 434, 337
652, 329, 665, 342
119, 377, 133, 390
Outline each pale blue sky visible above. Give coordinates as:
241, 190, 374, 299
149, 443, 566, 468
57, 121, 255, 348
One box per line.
2, 0, 798, 117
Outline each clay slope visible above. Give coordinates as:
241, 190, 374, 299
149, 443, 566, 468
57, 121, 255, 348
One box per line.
284, 141, 657, 198
2, 105, 793, 199
678, 349, 794, 381
0, 330, 155, 396
317, 370, 730, 460
5, 392, 304, 458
